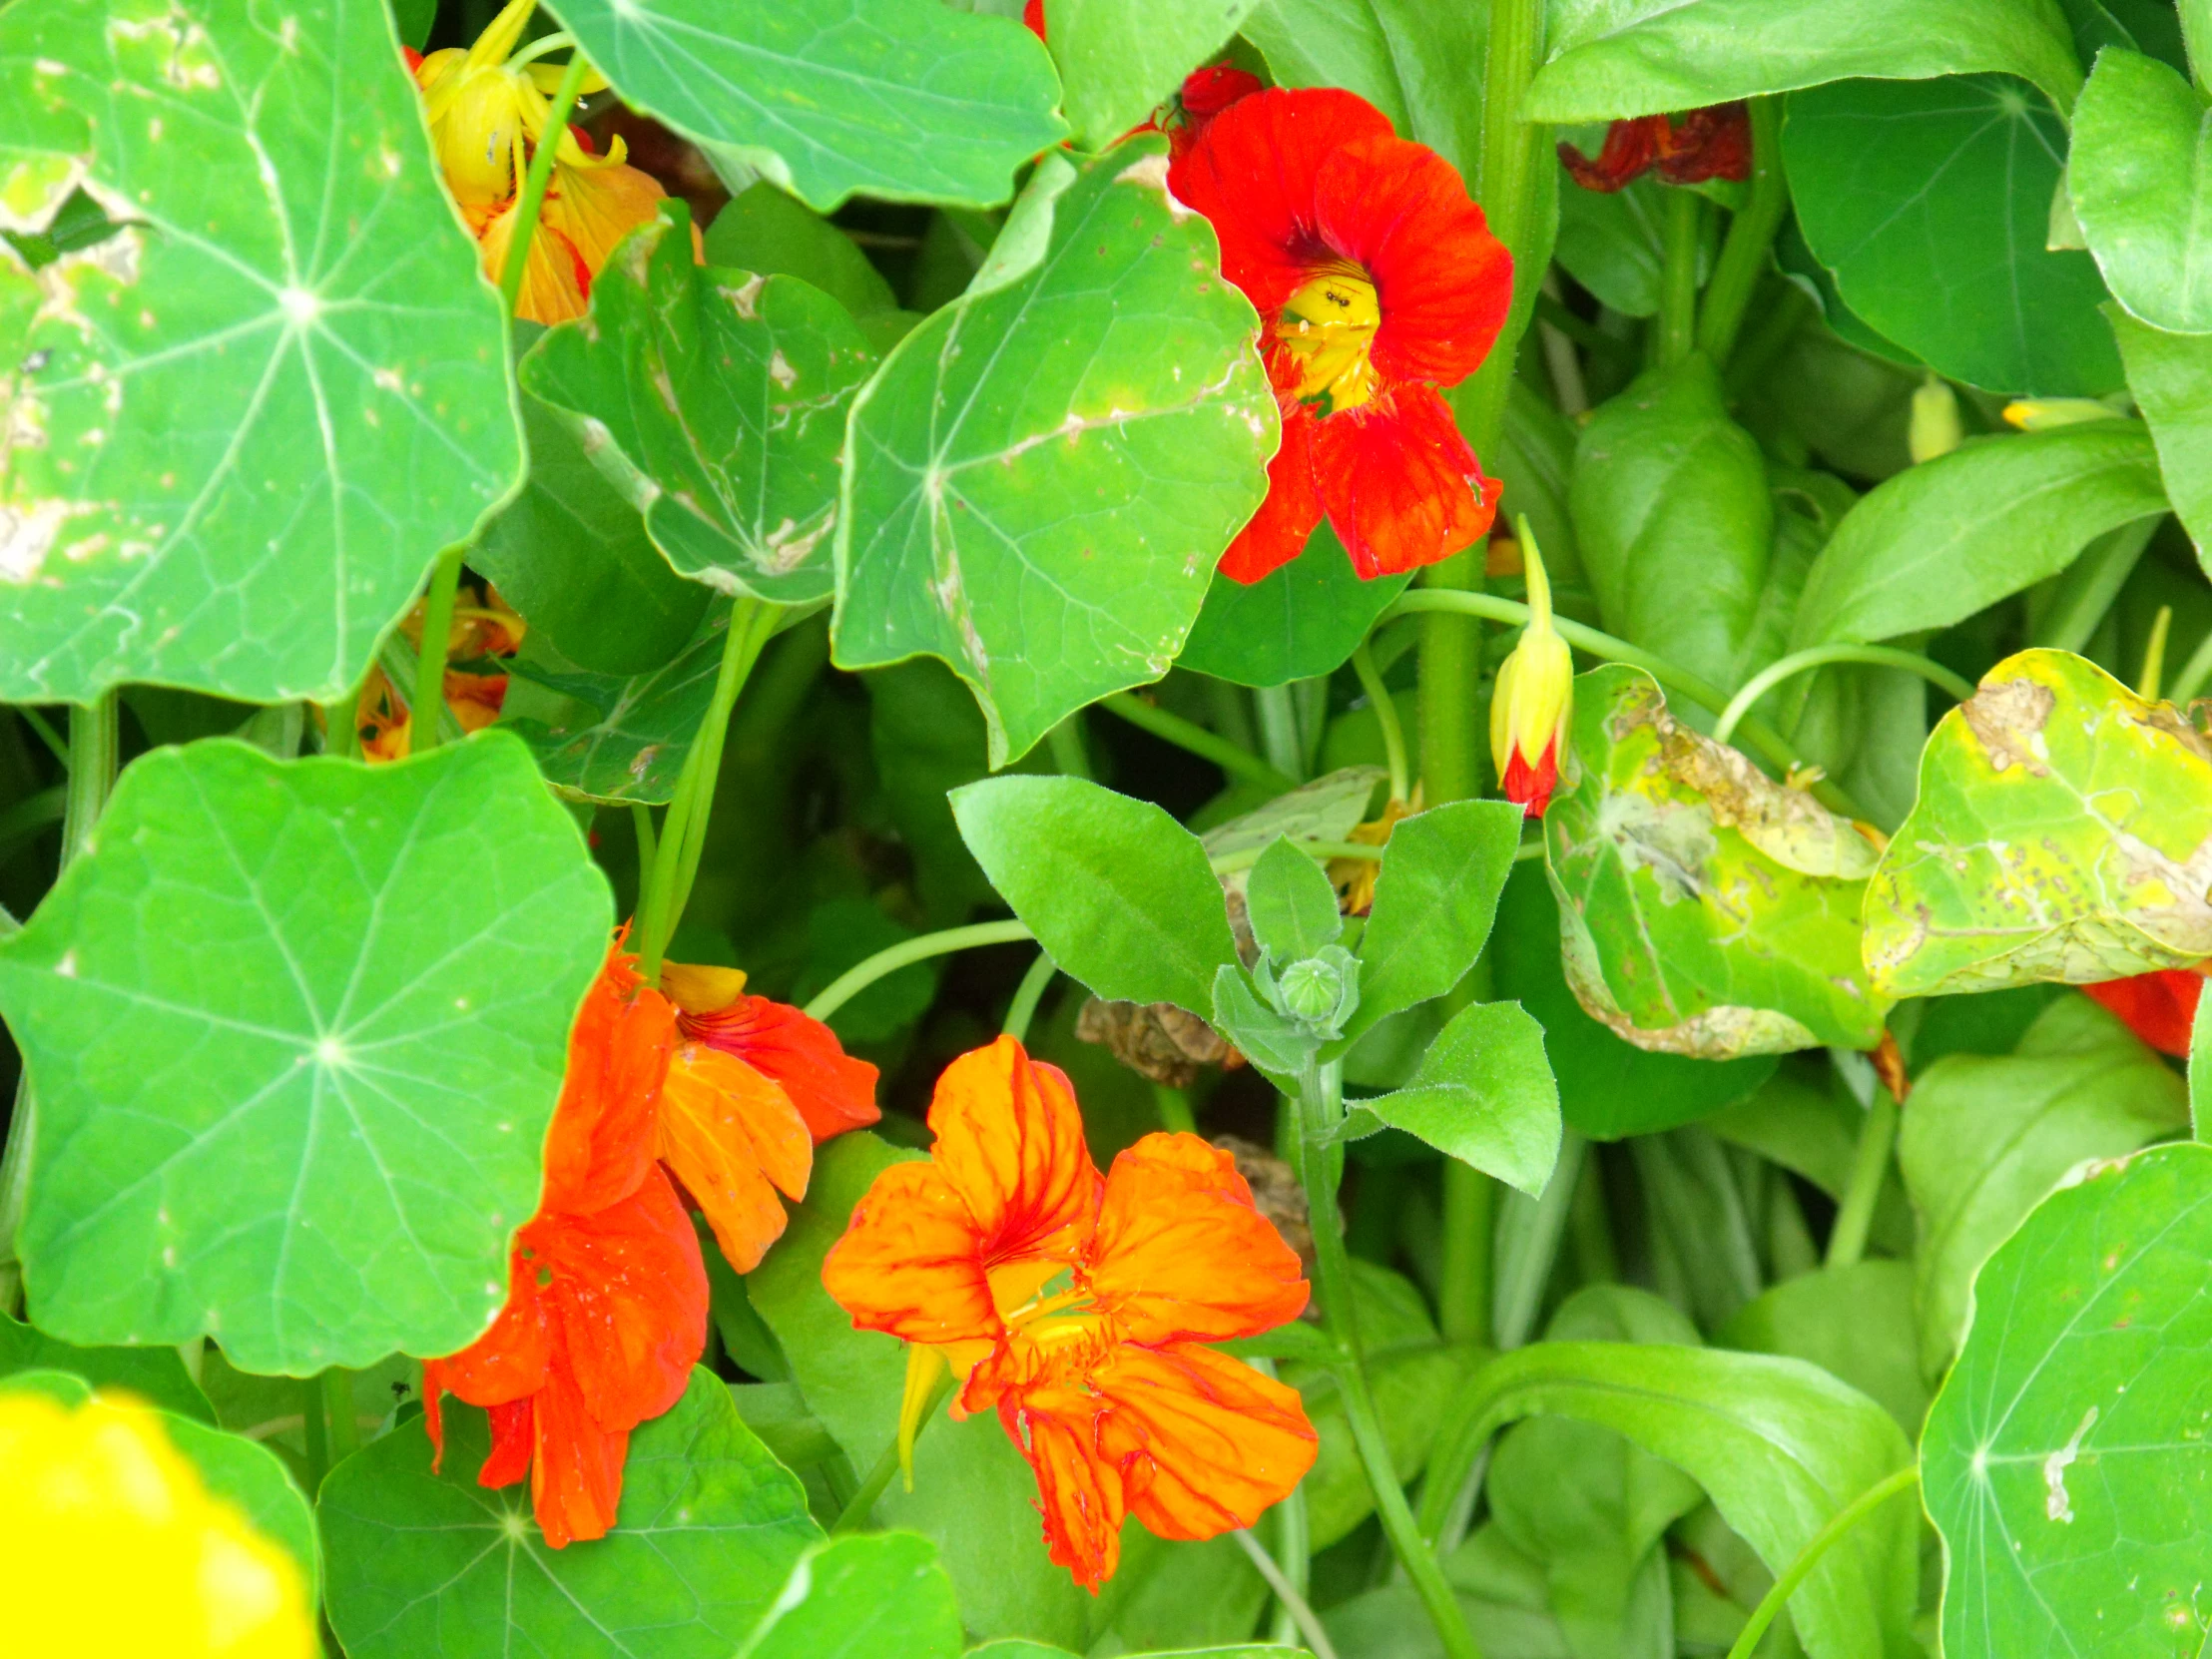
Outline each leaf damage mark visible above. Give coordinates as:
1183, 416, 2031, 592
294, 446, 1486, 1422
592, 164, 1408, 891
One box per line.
2043, 1405, 2098, 1522
1962, 675, 2055, 778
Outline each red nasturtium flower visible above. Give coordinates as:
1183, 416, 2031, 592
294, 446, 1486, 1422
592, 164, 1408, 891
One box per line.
1170, 89, 1514, 584
1558, 103, 1752, 193
2083, 966, 2211, 1057
822, 1037, 1316, 1589
425, 943, 878, 1544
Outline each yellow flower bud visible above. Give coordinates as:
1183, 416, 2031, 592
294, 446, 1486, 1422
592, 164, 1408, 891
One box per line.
1908, 374, 1961, 464
1488, 518, 1574, 818
2001, 398, 2122, 432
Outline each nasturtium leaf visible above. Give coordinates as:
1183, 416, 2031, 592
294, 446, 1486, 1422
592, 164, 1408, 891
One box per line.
1439, 1343, 1919, 1659
1340, 799, 1522, 1046
1342, 998, 1562, 1195
2070, 48, 2212, 335
502, 603, 732, 806
1900, 994, 2185, 1378
1719, 1261, 1929, 1437
1784, 76, 2121, 396
321, 1369, 821, 1657
0, 0, 521, 705
1569, 358, 1774, 697
1244, 836, 1343, 965
1922, 1145, 2212, 1657
0, 1310, 214, 1421
521, 206, 874, 605
1177, 525, 1410, 688
1787, 426, 2167, 651
833, 139, 1277, 767
1043, 0, 1261, 151
1239, 0, 1485, 177
0, 735, 612, 1374
473, 379, 709, 678
735, 1532, 963, 1659
1528, 0, 2084, 123
1865, 649, 2212, 995
1, 1368, 318, 1595
701, 183, 899, 324
542, 0, 1064, 213
2111, 307, 2212, 573
951, 775, 1242, 1018
1545, 667, 1891, 1057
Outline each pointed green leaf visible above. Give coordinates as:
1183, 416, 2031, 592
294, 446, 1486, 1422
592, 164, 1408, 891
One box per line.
2110, 306, 2212, 575
502, 602, 732, 806
1343, 999, 1562, 1195
1784, 75, 2120, 396
1718, 1260, 1929, 1437
521, 207, 874, 605
1544, 666, 1891, 1056
1209, 962, 1314, 1080
321, 1370, 822, 1657
2070, 47, 2212, 335
1043, 0, 1261, 150
1178, 524, 1410, 688
1923, 1144, 2212, 1656
1865, 648, 2212, 995
833, 140, 1277, 766
0, 0, 521, 704
737, 1533, 963, 1659
1528, 0, 2083, 123
1342, 799, 1521, 1046
0, 735, 612, 1373
542, 0, 1065, 213
0, 1311, 214, 1421
1245, 836, 1342, 964
951, 775, 1240, 1018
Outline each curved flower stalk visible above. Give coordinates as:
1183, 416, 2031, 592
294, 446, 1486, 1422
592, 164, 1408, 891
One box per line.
823, 1036, 1315, 1589
1169, 88, 1515, 583
424, 939, 877, 1545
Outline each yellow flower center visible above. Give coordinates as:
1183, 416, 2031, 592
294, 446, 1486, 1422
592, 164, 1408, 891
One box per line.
1278, 267, 1381, 414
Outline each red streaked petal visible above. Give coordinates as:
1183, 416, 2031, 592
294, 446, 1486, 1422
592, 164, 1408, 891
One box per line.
1313, 385, 1499, 578
479, 1398, 535, 1489
927, 1036, 1100, 1271
1095, 1343, 1318, 1543
677, 994, 880, 1143
823, 1160, 1007, 1347
1219, 402, 1324, 584
994, 1385, 1126, 1591
658, 1043, 813, 1274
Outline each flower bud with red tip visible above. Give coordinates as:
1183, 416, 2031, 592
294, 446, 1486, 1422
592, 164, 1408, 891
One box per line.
1488, 521, 1574, 819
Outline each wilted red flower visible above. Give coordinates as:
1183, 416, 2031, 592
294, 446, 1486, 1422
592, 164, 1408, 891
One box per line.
1558, 103, 1752, 193
2082, 967, 2209, 1057
1170, 89, 1513, 583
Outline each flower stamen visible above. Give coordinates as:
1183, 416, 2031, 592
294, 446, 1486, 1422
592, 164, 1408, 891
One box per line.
1278, 266, 1381, 413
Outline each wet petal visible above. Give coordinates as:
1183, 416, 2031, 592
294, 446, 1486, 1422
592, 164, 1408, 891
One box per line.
542, 1167, 708, 1433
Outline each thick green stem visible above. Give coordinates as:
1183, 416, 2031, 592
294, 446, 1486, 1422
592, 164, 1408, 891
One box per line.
1153, 1085, 1197, 1134
1297, 1059, 1483, 1659
1437, 1161, 1495, 1346
1417, 549, 1486, 809
1253, 684, 1307, 783
499, 48, 592, 315
1001, 950, 1058, 1042
1456, 0, 1548, 456
409, 548, 466, 756
1657, 189, 1703, 365
1045, 715, 1092, 780
1725, 1467, 1921, 1659
1098, 693, 1296, 794
1696, 100, 1789, 363
1712, 644, 1975, 747
1352, 641, 1409, 804
805, 920, 1035, 1023
321, 1368, 360, 1466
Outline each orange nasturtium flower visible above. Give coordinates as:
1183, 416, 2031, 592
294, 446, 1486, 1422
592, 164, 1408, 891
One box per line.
353, 583, 523, 763
823, 1037, 1316, 1589
2083, 965, 2211, 1057
1487, 526, 1574, 818
424, 942, 878, 1544
1169, 88, 1514, 584
1, 1390, 314, 1656
1558, 103, 1753, 194
406, 0, 692, 324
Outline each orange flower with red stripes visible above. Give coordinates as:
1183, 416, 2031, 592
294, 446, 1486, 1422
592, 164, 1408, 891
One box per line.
1169, 88, 1513, 583
822, 1037, 1314, 1589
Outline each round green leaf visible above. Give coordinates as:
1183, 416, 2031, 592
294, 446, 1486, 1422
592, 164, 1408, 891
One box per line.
2070, 47, 2212, 335
0, 735, 613, 1374
0, 0, 521, 705
1044, 0, 1261, 151
521, 207, 875, 605
0, 1310, 215, 1421
1177, 524, 1410, 689
542, 0, 1065, 213
1923, 1143, 2212, 1656
1865, 648, 2212, 995
1544, 666, 1892, 1056
736, 1532, 964, 1659
321, 1369, 822, 1657
833, 140, 1278, 768
1785, 75, 2122, 396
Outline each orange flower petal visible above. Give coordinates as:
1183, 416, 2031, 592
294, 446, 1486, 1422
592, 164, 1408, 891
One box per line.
1085, 1132, 1310, 1345
1313, 384, 1498, 578
541, 158, 673, 276
658, 1043, 814, 1274
541, 946, 676, 1215
928, 1036, 1099, 1268
993, 1383, 1129, 1591
479, 1397, 534, 1488
1095, 1343, 1318, 1543
423, 1228, 555, 1412
1219, 401, 1324, 585
542, 1166, 707, 1434
528, 1357, 629, 1549
823, 1161, 1007, 1347
2083, 968, 2207, 1057
675, 991, 880, 1144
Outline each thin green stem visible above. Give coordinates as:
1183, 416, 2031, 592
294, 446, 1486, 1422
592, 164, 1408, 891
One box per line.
1826, 1084, 1899, 1271
1297, 1059, 1483, 1659
1208, 839, 1382, 875
1352, 642, 1409, 805
1380, 590, 1864, 819
1233, 1526, 1341, 1659
1098, 693, 1296, 794
1153, 1085, 1197, 1134
2140, 604, 2175, 702
409, 547, 466, 756
1725, 1466, 1921, 1659
321, 1369, 360, 1466
1045, 715, 1092, 780
1001, 950, 1058, 1042
833, 1367, 952, 1533
16, 707, 67, 767
2173, 626, 2212, 704
1657, 188, 1702, 365
630, 803, 657, 877
1696, 99, 1790, 364
1712, 645, 1975, 747
499, 48, 592, 315
805, 920, 1035, 1023
1253, 684, 1307, 784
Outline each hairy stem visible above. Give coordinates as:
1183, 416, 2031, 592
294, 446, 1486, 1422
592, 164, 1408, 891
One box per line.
1696, 99, 1790, 364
